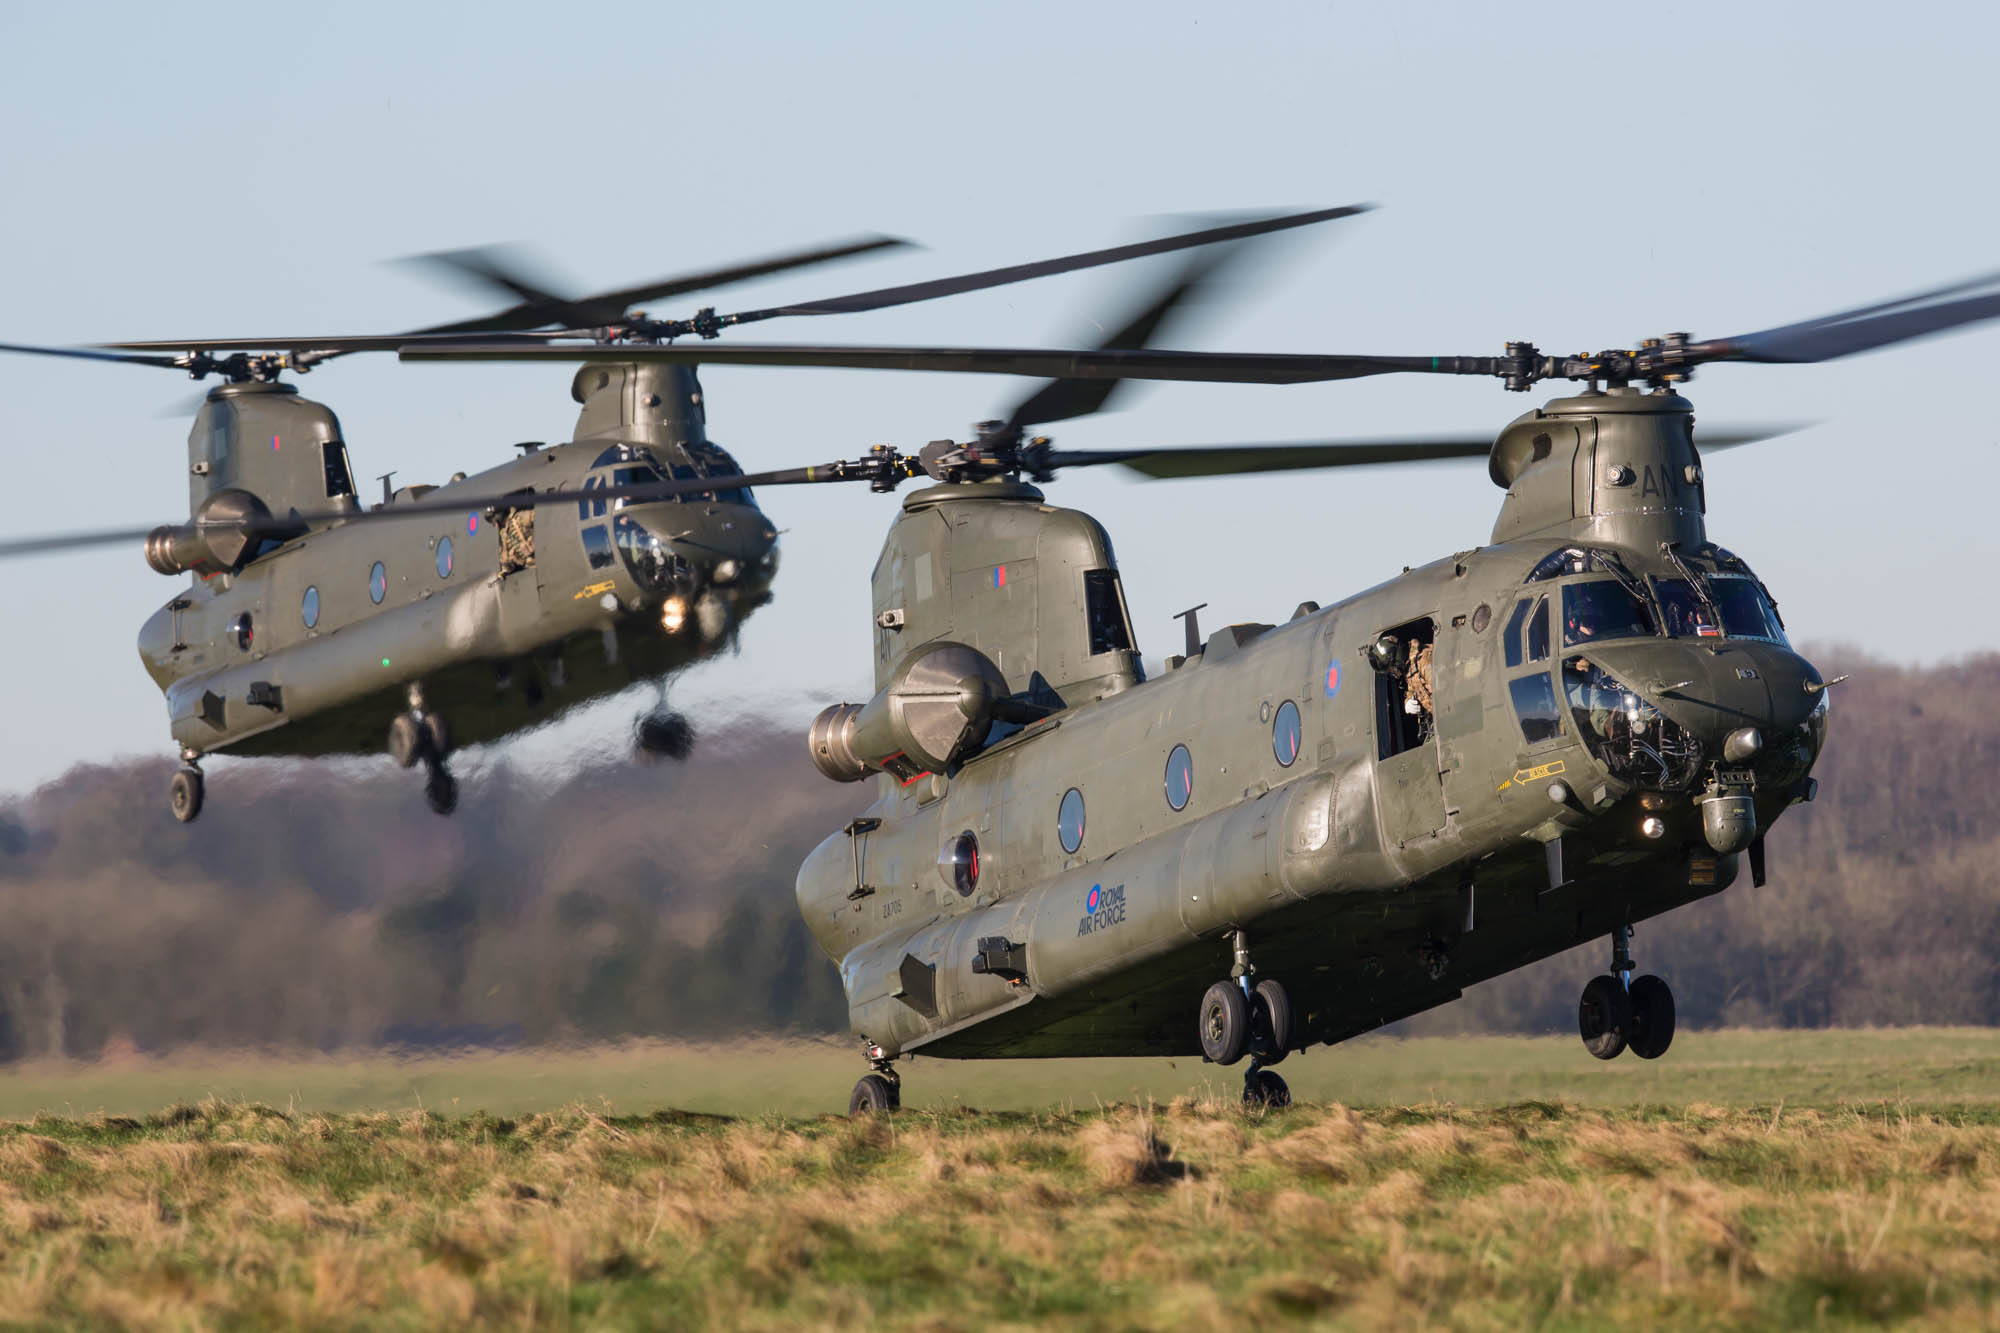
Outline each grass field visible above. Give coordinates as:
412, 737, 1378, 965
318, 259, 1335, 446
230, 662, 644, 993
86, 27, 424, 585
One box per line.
1, 1031, 1996, 1328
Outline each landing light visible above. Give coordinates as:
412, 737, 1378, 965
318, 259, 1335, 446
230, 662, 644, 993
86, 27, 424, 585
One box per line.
661, 596, 689, 633
1640, 816, 1668, 840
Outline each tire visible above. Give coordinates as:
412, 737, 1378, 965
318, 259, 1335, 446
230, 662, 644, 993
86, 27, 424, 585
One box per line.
1198, 980, 1250, 1066
388, 713, 423, 769
425, 769, 459, 816
1251, 979, 1293, 1066
1578, 973, 1633, 1060
169, 768, 203, 824
849, 1073, 899, 1115
1627, 974, 1677, 1060
421, 712, 451, 761
1244, 1068, 1291, 1108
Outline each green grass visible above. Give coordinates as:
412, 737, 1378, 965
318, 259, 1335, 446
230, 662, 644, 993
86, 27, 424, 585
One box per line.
6, 1027, 1999, 1121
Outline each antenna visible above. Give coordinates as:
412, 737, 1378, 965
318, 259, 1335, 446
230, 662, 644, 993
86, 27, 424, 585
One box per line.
1173, 603, 1209, 658
377, 471, 398, 506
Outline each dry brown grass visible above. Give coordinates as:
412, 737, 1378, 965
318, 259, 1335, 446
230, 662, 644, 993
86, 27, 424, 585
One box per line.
0, 1097, 1989, 1328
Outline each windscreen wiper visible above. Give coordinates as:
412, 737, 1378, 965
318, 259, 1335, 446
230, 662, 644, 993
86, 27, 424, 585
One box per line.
1660, 541, 1726, 635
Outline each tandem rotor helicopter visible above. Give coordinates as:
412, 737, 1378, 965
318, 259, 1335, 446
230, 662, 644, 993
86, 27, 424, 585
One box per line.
0, 205, 1360, 819
390, 245, 2000, 1109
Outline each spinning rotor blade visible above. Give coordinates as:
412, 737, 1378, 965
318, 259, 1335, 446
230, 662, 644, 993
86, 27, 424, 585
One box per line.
405, 234, 915, 334
0, 340, 185, 369
0, 419, 1802, 565
1004, 235, 1268, 433
0, 524, 162, 560
103, 206, 1366, 359
1047, 423, 1802, 479
713, 204, 1371, 329
1695, 269, 2000, 364
401, 340, 1444, 383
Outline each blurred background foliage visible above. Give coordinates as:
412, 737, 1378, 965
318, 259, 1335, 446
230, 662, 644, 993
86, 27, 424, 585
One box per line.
0, 647, 1993, 1061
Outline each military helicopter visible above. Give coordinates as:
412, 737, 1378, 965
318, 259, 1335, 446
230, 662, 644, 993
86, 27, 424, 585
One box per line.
403, 256, 2000, 1109
0, 205, 1362, 821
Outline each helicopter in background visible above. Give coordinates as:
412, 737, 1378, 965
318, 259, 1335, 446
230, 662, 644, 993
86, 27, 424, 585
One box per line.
0, 206, 1362, 819
402, 250, 2000, 1107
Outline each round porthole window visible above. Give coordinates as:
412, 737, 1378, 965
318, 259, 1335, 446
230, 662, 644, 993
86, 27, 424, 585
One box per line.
368, 561, 387, 605
1058, 787, 1086, 854
1164, 744, 1194, 811
301, 586, 319, 629
436, 536, 454, 579
229, 612, 254, 652
1273, 699, 1302, 767
938, 831, 980, 897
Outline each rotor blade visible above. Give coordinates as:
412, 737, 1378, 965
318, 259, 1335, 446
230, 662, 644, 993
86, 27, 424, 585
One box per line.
102, 330, 566, 354
716, 204, 1371, 328
1046, 423, 1806, 480
0, 524, 162, 560
1004, 237, 1263, 433
0, 340, 185, 369
399, 340, 1466, 384
1700, 271, 2000, 364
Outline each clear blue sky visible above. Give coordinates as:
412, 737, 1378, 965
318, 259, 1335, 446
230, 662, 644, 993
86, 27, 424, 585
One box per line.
1, 2, 1995, 795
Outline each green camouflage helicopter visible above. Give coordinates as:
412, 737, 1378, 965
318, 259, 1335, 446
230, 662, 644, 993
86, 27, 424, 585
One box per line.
0, 206, 1360, 820
406, 257, 2000, 1108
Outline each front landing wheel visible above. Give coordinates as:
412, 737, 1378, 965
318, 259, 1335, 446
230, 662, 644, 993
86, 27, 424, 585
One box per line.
169, 767, 204, 824
1198, 981, 1250, 1066
1627, 974, 1676, 1060
1579, 973, 1632, 1060
849, 1073, 899, 1115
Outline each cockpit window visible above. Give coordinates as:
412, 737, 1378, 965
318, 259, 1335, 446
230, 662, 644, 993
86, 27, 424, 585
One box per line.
1561, 580, 1658, 648
1654, 575, 1787, 643
687, 441, 756, 507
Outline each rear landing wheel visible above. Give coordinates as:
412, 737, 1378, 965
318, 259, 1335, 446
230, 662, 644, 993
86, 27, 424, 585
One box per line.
1198, 980, 1250, 1066
169, 767, 203, 824
1627, 974, 1676, 1060
1250, 979, 1293, 1065
849, 1072, 899, 1115
1579, 973, 1632, 1060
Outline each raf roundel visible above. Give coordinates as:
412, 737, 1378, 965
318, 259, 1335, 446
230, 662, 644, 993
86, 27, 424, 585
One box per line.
1085, 884, 1102, 915
1324, 660, 1342, 698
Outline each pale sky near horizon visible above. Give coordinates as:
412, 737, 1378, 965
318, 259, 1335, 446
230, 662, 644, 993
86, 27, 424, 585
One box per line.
1, 2, 1996, 797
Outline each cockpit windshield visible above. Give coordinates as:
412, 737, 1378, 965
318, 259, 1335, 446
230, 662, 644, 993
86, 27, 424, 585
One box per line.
1561, 580, 1658, 648
1654, 575, 1787, 643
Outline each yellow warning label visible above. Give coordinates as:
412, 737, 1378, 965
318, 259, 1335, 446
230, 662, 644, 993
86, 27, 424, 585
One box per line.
573, 580, 617, 600
1500, 759, 1566, 791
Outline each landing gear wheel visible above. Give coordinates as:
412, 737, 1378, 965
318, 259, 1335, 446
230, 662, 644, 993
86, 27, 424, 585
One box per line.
849, 1073, 899, 1115
1198, 980, 1250, 1066
1579, 973, 1633, 1060
169, 767, 204, 823
1250, 979, 1293, 1065
1627, 974, 1676, 1060
424, 767, 459, 816
1243, 1067, 1291, 1108
388, 714, 423, 769
634, 711, 695, 760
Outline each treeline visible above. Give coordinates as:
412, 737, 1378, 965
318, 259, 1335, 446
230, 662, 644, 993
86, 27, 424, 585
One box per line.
0, 726, 868, 1060
1, 649, 1996, 1060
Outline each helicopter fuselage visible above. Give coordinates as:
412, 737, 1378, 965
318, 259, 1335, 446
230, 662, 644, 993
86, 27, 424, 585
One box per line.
136, 427, 776, 761
799, 536, 1823, 1058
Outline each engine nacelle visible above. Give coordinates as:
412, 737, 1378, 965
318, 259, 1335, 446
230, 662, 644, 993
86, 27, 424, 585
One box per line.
145, 488, 281, 576
808, 641, 1010, 783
